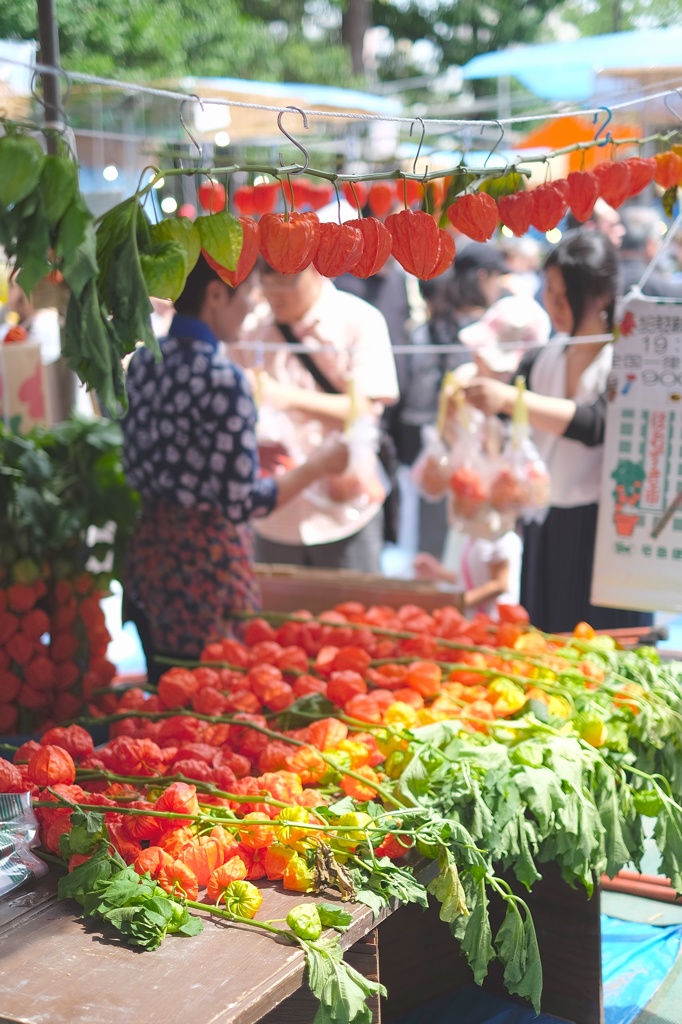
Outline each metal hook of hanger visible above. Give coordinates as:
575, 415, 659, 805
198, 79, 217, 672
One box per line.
663, 89, 682, 126
483, 120, 505, 168
179, 94, 205, 167
277, 106, 310, 175
410, 117, 429, 177
592, 106, 613, 147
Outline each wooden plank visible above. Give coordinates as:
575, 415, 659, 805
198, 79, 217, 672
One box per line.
0, 875, 388, 1024
257, 565, 451, 615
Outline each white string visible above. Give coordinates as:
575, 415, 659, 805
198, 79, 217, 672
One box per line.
231, 333, 617, 357
3, 54, 682, 132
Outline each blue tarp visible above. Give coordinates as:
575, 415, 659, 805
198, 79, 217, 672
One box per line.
460, 28, 682, 102
602, 915, 682, 1024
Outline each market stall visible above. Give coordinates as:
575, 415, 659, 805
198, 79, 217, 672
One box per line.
3, 39, 682, 1024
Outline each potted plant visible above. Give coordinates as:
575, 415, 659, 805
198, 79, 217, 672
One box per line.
611, 459, 644, 536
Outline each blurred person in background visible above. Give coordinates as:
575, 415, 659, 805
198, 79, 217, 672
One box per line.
618, 206, 682, 298
7, 276, 65, 364
498, 236, 543, 299
398, 244, 508, 559
462, 228, 652, 633
335, 256, 417, 545
231, 261, 398, 573
565, 197, 625, 250
412, 295, 550, 617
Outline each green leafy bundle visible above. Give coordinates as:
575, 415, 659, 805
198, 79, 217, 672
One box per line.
0, 415, 139, 583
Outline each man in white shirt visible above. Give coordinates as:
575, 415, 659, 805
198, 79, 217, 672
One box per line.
230, 263, 399, 572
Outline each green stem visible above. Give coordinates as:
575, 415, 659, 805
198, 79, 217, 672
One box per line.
74, 769, 290, 808
186, 899, 290, 938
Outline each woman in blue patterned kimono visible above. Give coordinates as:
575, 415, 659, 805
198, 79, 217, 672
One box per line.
121, 256, 348, 681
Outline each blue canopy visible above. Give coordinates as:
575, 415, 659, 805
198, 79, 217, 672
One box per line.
460, 28, 682, 102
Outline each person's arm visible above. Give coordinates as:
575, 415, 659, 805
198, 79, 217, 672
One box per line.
463, 558, 510, 611
463, 375, 607, 444
254, 372, 362, 426
462, 377, 578, 437
273, 434, 349, 508
414, 551, 458, 584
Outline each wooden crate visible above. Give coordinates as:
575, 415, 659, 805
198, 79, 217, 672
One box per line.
256, 564, 457, 615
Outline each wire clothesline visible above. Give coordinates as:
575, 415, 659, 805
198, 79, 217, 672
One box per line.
2, 53, 682, 132
231, 333, 618, 358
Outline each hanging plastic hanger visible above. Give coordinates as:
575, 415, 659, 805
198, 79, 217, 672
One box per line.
277, 105, 310, 174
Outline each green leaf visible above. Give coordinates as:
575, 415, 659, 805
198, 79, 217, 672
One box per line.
59, 808, 108, 858
460, 878, 495, 986
56, 196, 97, 298
151, 217, 201, 273
654, 796, 682, 893
40, 154, 79, 228
478, 171, 527, 200
495, 901, 527, 989
0, 133, 46, 207
175, 913, 204, 937
303, 936, 386, 1024
196, 210, 243, 271
596, 770, 633, 878
513, 766, 565, 832
427, 861, 470, 923
279, 693, 337, 731
353, 888, 386, 916
317, 903, 353, 932
496, 903, 543, 1012
58, 844, 124, 904
139, 240, 188, 301
662, 186, 678, 218
96, 199, 158, 360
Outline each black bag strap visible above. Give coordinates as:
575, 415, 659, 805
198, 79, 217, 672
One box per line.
276, 322, 341, 395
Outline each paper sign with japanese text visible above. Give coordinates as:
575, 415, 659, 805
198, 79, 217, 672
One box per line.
592, 294, 682, 612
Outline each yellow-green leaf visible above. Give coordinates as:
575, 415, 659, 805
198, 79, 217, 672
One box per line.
196, 211, 243, 271
151, 217, 201, 273
140, 240, 188, 301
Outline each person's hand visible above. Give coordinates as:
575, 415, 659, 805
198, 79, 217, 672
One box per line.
462, 376, 515, 417
413, 552, 457, 583
309, 432, 350, 477
258, 441, 295, 474
247, 369, 291, 411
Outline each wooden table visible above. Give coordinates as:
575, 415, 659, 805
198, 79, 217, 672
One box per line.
0, 863, 602, 1024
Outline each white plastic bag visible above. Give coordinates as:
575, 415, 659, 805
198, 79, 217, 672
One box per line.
0, 791, 48, 898
324, 414, 386, 509
490, 378, 549, 520
411, 424, 452, 502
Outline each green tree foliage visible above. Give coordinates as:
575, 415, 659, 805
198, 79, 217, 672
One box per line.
369, 0, 564, 78
559, 0, 680, 34
0, 0, 353, 84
